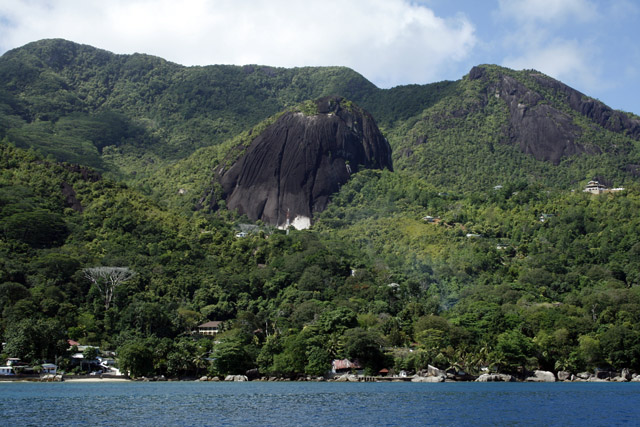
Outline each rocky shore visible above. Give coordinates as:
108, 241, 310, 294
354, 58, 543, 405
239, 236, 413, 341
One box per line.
191, 366, 640, 383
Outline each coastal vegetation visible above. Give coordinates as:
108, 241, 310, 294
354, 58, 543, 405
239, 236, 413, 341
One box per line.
1, 39, 640, 380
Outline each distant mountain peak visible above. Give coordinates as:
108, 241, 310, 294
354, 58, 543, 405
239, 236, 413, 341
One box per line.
462, 65, 640, 165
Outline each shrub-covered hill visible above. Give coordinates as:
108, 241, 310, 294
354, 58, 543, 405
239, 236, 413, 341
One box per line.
0, 39, 385, 175
386, 64, 640, 191
2, 141, 640, 377
2, 39, 640, 379
4, 39, 639, 195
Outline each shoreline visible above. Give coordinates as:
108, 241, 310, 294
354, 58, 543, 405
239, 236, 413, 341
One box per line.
62, 377, 131, 382
1, 376, 639, 384
0, 375, 131, 383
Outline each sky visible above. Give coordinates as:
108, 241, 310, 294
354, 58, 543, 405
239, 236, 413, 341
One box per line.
1, 0, 639, 114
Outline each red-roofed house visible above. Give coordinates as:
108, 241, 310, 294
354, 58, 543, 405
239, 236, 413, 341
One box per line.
331, 359, 362, 374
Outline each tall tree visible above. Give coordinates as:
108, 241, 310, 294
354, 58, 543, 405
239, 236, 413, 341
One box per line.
83, 267, 135, 310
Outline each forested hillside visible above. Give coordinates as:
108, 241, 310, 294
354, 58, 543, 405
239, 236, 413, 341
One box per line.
1, 39, 640, 379
4, 39, 638, 195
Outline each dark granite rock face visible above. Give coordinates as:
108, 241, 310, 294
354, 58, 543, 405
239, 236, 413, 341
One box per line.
218, 96, 392, 228
530, 73, 640, 139
495, 74, 592, 164
468, 66, 640, 165
61, 182, 83, 212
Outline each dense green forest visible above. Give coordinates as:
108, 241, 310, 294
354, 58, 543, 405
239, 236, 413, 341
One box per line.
2, 142, 639, 377
1, 39, 640, 379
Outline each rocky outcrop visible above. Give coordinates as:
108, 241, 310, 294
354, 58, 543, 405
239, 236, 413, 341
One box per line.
61, 182, 83, 212
413, 365, 447, 382
426, 365, 446, 378
595, 370, 616, 380
411, 375, 445, 383
467, 65, 640, 165
475, 373, 514, 382
525, 370, 555, 382
530, 73, 640, 139
576, 372, 591, 380
246, 368, 260, 381
334, 373, 359, 382
224, 375, 248, 382
218, 96, 393, 228
40, 374, 63, 382
621, 368, 631, 380
470, 67, 588, 164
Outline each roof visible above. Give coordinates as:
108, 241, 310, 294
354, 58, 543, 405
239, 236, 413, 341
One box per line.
332, 359, 362, 370
67, 339, 80, 346
199, 321, 223, 328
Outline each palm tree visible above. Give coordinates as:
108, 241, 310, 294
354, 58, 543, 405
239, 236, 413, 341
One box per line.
325, 333, 344, 359
192, 350, 209, 376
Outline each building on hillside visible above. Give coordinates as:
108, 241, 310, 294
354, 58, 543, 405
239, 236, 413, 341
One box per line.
584, 180, 607, 194
539, 213, 555, 223
422, 215, 441, 224
583, 180, 625, 195
197, 321, 223, 336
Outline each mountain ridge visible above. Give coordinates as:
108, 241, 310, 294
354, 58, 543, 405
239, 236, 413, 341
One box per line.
2, 39, 640, 199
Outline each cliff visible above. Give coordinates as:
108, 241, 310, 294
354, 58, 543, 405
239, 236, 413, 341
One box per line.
218, 96, 393, 228
468, 65, 640, 164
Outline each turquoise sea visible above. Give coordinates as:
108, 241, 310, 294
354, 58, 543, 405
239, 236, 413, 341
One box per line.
1, 381, 639, 426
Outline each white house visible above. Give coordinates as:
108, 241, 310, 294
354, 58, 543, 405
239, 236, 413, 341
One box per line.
584, 180, 607, 194
40, 364, 57, 375
197, 321, 223, 336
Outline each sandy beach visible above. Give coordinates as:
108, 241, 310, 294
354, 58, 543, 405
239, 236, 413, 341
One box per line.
62, 376, 131, 382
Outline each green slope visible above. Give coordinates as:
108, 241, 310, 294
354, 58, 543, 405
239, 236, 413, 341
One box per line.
2, 40, 640, 378
0, 39, 382, 175
5, 40, 638, 197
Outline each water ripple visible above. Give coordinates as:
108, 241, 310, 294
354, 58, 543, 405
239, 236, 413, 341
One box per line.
1, 382, 639, 426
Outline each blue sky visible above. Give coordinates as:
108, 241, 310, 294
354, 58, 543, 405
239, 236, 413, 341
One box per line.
1, 0, 639, 114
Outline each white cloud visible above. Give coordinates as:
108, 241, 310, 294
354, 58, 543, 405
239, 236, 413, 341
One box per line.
494, 0, 606, 94
501, 40, 603, 91
0, 0, 476, 87
497, 0, 597, 23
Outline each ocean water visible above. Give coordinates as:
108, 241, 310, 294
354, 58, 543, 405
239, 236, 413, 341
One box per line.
1, 381, 639, 426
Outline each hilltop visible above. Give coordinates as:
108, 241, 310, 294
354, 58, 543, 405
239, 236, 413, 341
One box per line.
2, 39, 639, 196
